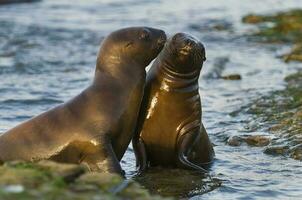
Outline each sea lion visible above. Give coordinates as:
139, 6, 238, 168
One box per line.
0, 27, 166, 174
0, 0, 41, 5
133, 32, 214, 173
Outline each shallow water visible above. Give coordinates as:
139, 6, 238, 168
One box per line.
0, 0, 302, 199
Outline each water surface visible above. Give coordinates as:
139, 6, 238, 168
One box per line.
0, 0, 302, 199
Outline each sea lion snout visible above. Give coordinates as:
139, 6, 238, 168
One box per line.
162, 32, 206, 73
172, 33, 205, 58
146, 28, 166, 51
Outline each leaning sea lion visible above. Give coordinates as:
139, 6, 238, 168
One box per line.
133, 33, 214, 173
0, 0, 41, 5
0, 27, 166, 174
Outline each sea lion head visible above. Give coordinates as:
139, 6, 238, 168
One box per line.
162, 32, 206, 74
97, 27, 166, 69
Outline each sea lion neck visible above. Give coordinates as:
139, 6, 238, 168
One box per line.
156, 58, 200, 89
94, 59, 145, 84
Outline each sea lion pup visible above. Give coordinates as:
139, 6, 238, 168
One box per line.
0, 27, 167, 174
133, 33, 214, 173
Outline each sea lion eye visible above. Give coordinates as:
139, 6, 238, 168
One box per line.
139, 29, 150, 40
125, 41, 133, 48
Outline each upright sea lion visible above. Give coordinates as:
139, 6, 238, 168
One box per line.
0, 27, 166, 174
133, 33, 214, 173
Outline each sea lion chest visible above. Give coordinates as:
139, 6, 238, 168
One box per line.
141, 72, 201, 166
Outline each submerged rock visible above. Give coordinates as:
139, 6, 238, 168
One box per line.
227, 135, 270, 147
204, 57, 230, 79
221, 74, 242, 80
204, 57, 241, 81
134, 167, 221, 198
0, 161, 168, 200
227, 136, 242, 146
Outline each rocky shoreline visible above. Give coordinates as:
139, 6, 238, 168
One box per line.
243, 9, 302, 62
246, 72, 302, 160
0, 161, 169, 200
238, 9, 302, 160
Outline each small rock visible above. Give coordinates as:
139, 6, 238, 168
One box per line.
245, 135, 270, 147
289, 144, 302, 160
221, 74, 242, 80
264, 145, 289, 155
227, 136, 242, 146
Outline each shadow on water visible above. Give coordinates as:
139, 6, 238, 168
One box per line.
133, 167, 221, 198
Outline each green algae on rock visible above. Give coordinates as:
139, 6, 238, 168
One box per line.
245, 72, 302, 160
243, 9, 302, 43
0, 161, 169, 200
243, 9, 302, 62
281, 43, 302, 62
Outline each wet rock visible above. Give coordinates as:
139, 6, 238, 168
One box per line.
76, 173, 167, 200
77, 172, 123, 191
264, 145, 289, 156
289, 144, 302, 160
36, 160, 87, 183
0, 161, 168, 200
227, 135, 270, 147
221, 74, 242, 80
245, 135, 270, 147
227, 136, 242, 146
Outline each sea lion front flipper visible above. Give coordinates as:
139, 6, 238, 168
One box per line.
81, 137, 123, 175
177, 131, 208, 173
132, 137, 148, 175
